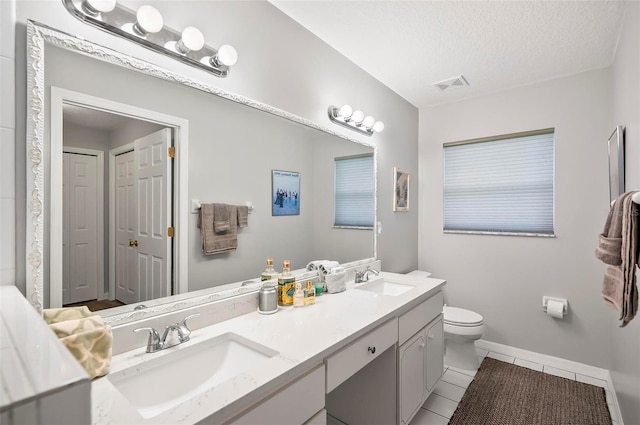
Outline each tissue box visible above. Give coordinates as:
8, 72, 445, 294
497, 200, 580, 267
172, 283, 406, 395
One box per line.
325, 271, 346, 293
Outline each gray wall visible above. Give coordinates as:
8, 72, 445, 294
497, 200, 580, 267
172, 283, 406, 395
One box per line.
12, 0, 419, 295
609, 2, 640, 424
419, 69, 612, 368
0, 0, 16, 286
109, 119, 165, 150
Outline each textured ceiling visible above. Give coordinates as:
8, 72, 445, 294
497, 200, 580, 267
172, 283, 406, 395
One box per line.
270, 1, 627, 108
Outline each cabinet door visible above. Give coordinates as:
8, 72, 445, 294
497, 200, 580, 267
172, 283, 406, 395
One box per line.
425, 316, 444, 394
398, 330, 427, 425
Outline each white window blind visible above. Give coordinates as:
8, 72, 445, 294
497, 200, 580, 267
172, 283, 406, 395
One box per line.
443, 130, 555, 235
335, 154, 374, 228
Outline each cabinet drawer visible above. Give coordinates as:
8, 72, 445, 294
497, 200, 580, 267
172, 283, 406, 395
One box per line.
229, 365, 325, 425
325, 318, 398, 393
398, 292, 444, 345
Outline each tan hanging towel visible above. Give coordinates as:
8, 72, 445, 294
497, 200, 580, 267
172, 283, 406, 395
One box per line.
198, 203, 238, 254
596, 192, 639, 326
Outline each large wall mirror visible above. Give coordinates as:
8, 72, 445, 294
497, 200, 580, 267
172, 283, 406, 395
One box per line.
26, 21, 376, 322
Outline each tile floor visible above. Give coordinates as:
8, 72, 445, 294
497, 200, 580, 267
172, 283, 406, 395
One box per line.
409, 347, 619, 425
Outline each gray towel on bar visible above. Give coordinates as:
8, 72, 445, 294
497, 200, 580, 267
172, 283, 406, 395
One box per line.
237, 206, 249, 228
213, 203, 230, 234
595, 195, 625, 265
597, 192, 639, 326
198, 204, 238, 255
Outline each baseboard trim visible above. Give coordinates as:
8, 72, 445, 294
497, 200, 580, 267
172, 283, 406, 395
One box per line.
476, 339, 609, 380
606, 371, 625, 425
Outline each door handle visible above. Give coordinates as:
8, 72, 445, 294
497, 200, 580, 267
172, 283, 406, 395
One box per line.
129, 240, 139, 247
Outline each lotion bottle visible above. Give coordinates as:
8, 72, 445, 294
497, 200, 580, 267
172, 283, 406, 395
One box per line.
293, 282, 305, 308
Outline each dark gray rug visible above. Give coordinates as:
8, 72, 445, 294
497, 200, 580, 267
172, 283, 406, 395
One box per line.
448, 357, 612, 425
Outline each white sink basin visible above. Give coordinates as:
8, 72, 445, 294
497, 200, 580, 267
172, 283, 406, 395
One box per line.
355, 278, 415, 296
107, 332, 278, 419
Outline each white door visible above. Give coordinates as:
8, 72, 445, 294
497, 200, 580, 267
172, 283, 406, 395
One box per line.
115, 150, 137, 304
398, 330, 427, 425
63, 153, 99, 304
135, 129, 172, 301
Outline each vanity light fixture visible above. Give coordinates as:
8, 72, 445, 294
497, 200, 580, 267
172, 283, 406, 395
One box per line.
131, 5, 163, 37
328, 104, 385, 137
82, 0, 116, 17
62, 0, 238, 78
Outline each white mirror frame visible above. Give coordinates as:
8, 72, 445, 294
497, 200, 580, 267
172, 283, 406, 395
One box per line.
26, 20, 377, 317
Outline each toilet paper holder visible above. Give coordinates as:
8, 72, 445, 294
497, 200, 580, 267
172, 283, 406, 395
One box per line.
542, 296, 568, 314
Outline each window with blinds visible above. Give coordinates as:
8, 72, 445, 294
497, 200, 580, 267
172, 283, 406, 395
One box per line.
443, 129, 555, 236
334, 154, 374, 228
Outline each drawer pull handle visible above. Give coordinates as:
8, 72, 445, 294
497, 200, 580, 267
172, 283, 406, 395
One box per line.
368, 346, 376, 354
419, 342, 425, 348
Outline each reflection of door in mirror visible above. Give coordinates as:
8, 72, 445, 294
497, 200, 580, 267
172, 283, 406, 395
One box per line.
62, 105, 171, 311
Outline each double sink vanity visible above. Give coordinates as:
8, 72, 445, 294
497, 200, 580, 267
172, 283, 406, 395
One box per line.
93, 271, 445, 425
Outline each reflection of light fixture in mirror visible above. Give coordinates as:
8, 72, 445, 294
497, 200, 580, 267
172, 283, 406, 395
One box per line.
62, 0, 238, 78
328, 105, 384, 137
82, 0, 116, 17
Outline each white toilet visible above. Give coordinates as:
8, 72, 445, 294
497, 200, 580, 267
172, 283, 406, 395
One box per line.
405, 270, 486, 370
443, 305, 485, 370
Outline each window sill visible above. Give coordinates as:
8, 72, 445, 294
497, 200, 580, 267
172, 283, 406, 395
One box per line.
333, 225, 374, 230
443, 230, 556, 238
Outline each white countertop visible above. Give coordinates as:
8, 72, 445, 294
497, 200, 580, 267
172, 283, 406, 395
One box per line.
92, 272, 446, 424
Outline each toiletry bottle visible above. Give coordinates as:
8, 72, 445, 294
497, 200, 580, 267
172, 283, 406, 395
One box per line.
277, 260, 295, 306
304, 280, 316, 305
293, 282, 305, 308
261, 257, 278, 281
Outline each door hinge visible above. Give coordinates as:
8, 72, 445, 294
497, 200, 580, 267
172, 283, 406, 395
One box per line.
168, 227, 175, 237
168, 146, 176, 158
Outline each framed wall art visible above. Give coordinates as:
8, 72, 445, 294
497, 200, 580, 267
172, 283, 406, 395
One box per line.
272, 170, 300, 216
393, 167, 410, 212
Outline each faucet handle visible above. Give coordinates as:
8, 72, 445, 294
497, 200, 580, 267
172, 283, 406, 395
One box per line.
133, 327, 162, 353
175, 313, 200, 342
180, 313, 201, 330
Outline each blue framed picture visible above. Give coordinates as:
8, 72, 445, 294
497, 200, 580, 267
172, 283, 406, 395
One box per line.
272, 170, 300, 216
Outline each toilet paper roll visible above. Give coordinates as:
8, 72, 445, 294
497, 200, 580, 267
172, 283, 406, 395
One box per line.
547, 300, 565, 319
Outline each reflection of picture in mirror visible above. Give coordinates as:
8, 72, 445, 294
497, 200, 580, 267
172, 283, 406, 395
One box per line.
393, 167, 410, 212
272, 170, 300, 216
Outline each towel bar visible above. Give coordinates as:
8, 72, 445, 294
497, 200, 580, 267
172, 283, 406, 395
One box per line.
611, 192, 640, 207
190, 199, 254, 214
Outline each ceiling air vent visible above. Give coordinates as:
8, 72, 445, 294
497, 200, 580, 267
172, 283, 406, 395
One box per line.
433, 75, 470, 92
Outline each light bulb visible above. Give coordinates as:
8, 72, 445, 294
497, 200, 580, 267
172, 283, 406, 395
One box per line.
210, 44, 238, 67
351, 110, 364, 124
373, 121, 385, 132
133, 5, 163, 36
363, 116, 375, 129
176, 26, 204, 54
82, 0, 116, 15
338, 105, 353, 119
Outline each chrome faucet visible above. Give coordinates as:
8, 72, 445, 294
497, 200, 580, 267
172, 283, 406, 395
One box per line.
355, 267, 380, 283
134, 313, 200, 353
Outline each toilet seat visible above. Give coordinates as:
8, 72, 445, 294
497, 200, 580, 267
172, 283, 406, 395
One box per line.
444, 306, 484, 327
